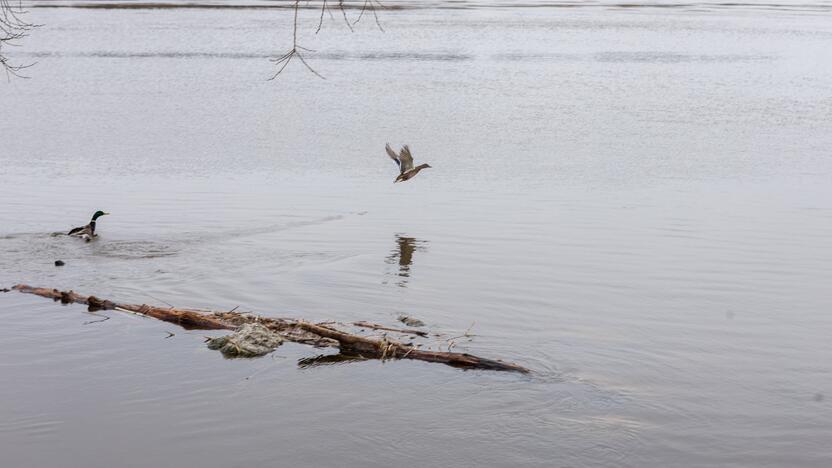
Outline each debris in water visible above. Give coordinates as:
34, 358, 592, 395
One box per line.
206, 323, 284, 358
11, 284, 530, 373
398, 314, 425, 327
55, 260, 65, 267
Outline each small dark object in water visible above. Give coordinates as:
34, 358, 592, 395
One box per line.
55, 260, 65, 267
398, 314, 425, 327
0, 288, 9, 293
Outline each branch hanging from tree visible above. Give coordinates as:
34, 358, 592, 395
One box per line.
269, 0, 324, 80
0, 0, 35, 79
354, 0, 385, 31
3, 1, 386, 81
270, 0, 385, 80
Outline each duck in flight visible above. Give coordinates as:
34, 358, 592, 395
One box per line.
68, 210, 109, 242
386, 144, 431, 183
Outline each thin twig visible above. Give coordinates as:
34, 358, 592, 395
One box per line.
316, 0, 327, 33
269, 0, 325, 80
338, 0, 354, 32
144, 293, 174, 308
352, 321, 428, 337
353, 0, 385, 32
83, 315, 110, 325
316, 0, 353, 34
444, 322, 477, 341
1, 0, 36, 79
270, 0, 386, 80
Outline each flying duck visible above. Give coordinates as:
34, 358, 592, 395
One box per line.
386, 144, 431, 183
68, 210, 109, 242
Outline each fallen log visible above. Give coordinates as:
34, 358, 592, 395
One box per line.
11, 284, 530, 374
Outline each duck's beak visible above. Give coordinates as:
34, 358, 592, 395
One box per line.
103, 212, 110, 216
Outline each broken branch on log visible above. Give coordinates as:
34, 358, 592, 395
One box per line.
352, 320, 429, 337
10, 284, 530, 373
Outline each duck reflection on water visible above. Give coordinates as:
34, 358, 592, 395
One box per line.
384, 234, 428, 288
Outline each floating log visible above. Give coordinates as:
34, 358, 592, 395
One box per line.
10, 284, 530, 373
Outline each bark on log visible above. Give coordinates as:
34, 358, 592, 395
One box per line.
11, 284, 529, 374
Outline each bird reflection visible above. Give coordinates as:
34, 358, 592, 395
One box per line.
384, 234, 428, 287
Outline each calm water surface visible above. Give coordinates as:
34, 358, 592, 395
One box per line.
1, 1, 831, 467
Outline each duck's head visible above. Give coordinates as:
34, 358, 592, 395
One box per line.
92, 210, 110, 220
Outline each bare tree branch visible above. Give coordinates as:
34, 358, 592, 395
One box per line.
354, 0, 385, 32
316, 0, 354, 34
269, 0, 326, 80
1, 0, 385, 81
270, 0, 384, 81
0, 0, 36, 80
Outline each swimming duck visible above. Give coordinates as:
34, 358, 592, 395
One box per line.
68, 210, 109, 242
386, 144, 431, 183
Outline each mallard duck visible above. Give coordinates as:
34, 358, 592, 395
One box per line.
386, 144, 431, 183
68, 210, 109, 242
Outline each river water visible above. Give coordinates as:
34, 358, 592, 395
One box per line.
1, 1, 831, 467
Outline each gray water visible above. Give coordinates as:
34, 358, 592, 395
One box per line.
2, 1, 832, 467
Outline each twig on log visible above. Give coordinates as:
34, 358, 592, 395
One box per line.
143, 292, 174, 308
10, 284, 530, 373
352, 320, 428, 337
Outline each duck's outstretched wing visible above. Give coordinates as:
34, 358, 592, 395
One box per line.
67, 225, 85, 236
386, 144, 401, 169
399, 145, 415, 173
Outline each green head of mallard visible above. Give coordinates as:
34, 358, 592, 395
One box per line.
92, 210, 110, 221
